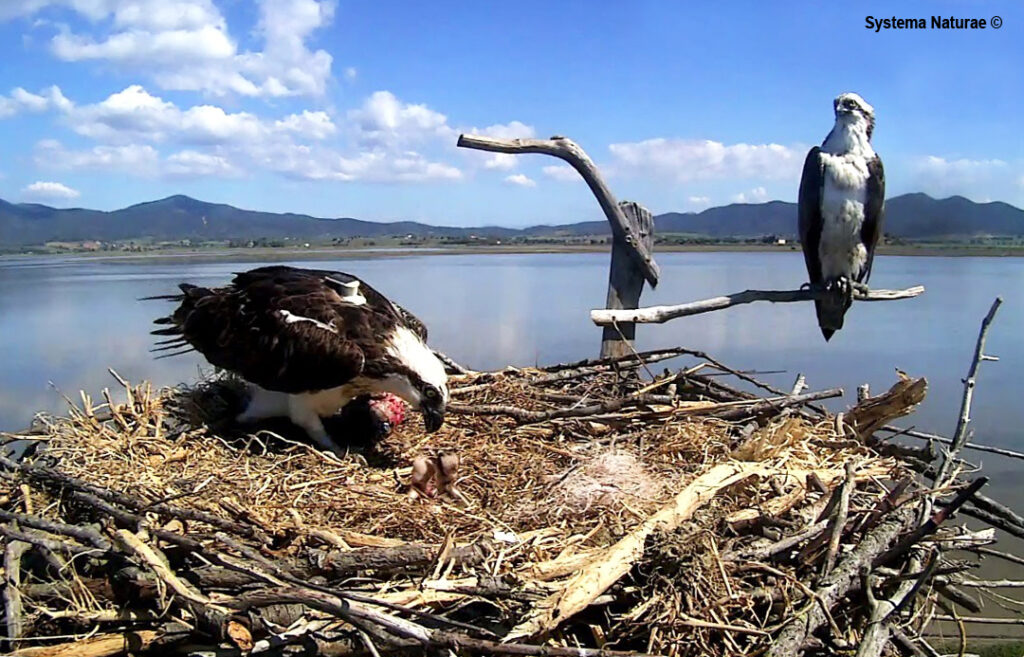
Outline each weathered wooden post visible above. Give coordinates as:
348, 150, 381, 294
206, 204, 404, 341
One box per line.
600, 201, 655, 358
455, 134, 660, 359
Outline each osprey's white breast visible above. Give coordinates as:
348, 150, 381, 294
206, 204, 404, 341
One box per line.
817, 128, 875, 281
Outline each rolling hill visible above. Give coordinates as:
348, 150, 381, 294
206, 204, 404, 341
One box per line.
0, 193, 1022, 247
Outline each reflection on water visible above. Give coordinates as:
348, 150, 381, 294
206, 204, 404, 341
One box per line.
2, 252, 1022, 453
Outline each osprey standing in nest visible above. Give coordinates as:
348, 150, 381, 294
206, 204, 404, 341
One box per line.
147, 265, 448, 455
798, 92, 885, 341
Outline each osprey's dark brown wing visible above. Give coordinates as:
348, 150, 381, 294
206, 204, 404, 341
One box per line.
237, 266, 429, 341
798, 146, 824, 289
150, 267, 394, 394
858, 155, 885, 284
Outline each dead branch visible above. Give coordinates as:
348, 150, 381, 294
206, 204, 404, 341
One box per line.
821, 462, 855, 577
847, 376, 928, 439
875, 478, 989, 568
765, 504, 919, 657
590, 285, 925, 325
930, 615, 1024, 626
968, 546, 1024, 567
3, 524, 30, 651
934, 297, 1003, 488
713, 388, 843, 422
875, 425, 1024, 462
456, 133, 658, 286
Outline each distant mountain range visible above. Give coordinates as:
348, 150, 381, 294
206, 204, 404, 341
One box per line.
1, 192, 1022, 246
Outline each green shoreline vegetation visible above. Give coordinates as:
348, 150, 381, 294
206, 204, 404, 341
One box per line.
4, 234, 1024, 261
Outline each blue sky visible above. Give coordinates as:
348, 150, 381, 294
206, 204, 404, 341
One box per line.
0, 0, 1021, 227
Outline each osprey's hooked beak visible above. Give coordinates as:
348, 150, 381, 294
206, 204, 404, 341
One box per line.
421, 397, 446, 433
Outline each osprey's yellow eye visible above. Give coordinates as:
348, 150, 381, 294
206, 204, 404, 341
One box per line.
424, 387, 438, 400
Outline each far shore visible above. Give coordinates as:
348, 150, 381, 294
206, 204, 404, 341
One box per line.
3, 241, 1024, 264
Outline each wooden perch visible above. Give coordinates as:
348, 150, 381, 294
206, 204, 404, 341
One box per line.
457, 133, 658, 287
590, 285, 925, 326
601, 201, 655, 357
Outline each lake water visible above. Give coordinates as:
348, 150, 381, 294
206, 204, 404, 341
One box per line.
1, 249, 1023, 636
3, 251, 1021, 454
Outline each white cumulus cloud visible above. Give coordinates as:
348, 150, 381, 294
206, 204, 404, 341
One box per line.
542, 164, 578, 182
608, 138, 803, 182
688, 196, 712, 207
22, 180, 80, 200
165, 150, 241, 178
731, 186, 769, 204
910, 155, 1018, 202
268, 146, 463, 183
348, 90, 452, 147
0, 85, 71, 118
463, 120, 536, 171
5, 0, 338, 98
67, 85, 334, 144
504, 173, 536, 187
35, 139, 160, 174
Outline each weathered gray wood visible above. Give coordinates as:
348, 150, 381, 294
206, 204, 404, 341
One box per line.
876, 425, 1024, 462
601, 201, 654, 358
933, 297, 1003, 488
765, 504, 918, 657
591, 285, 925, 326
3, 524, 30, 650
456, 134, 659, 286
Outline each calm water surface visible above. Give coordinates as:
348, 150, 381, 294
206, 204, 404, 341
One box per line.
3, 251, 1021, 452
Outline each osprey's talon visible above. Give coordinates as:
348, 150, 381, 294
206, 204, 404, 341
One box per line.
851, 282, 870, 295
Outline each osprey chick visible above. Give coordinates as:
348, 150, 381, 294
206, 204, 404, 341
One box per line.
147, 265, 448, 455
798, 92, 886, 341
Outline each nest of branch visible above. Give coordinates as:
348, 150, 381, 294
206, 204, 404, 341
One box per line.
0, 350, 1006, 657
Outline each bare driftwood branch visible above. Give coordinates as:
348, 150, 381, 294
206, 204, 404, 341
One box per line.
968, 546, 1024, 567
821, 462, 855, 578
765, 504, 918, 657
456, 133, 658, 286
875, 477, 989, 569
934, 297, 1002, 488
876, 425, 1024, 462
8, 626, 188, 657
931, 615, 1024, 626
3, 524, 30, 650
713, 388, 843, 422
450, 387, 842, 425
846, 375, 927, 440
590, 285, 925, 326
857, 552, 936, 657
432, 350, 472, 375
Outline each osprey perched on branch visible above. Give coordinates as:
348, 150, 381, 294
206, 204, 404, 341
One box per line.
146, 265, 449, 455
798, 92, 886, 341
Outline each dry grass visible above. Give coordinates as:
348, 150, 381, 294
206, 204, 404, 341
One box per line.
1, 363, 923, 656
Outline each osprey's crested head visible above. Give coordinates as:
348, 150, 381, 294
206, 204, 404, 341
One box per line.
381, 326, 449, 433
833, 92, 875, 138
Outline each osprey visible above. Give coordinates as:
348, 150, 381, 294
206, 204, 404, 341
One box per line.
798, 92, 885, 341
146, 265, 449, 455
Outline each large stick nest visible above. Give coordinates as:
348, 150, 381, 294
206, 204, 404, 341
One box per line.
0, 351, 1000, 657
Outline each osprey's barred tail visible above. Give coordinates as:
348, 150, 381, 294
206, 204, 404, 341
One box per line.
141, 283, 214, 359
814, 291, 852, 342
